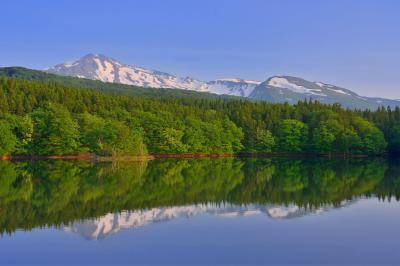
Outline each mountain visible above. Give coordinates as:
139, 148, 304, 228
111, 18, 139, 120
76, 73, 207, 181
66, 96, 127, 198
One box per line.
47, 54, 400, 109
47, 54, 260, 97
250, 76, 400, 109
0, 67, 241, 102
63, 202, 353, 240
207, 78, 260, 97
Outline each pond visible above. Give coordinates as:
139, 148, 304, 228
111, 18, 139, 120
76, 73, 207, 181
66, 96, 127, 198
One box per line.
1, 158, 400, 265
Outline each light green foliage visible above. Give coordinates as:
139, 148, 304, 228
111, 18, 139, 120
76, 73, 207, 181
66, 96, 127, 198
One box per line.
0, 121, 17, 155
158, 127, 187, 153
277, 119, 308, 152
352, 117, 387, 154
2, 114, 33, 154
78, 113, 106, 153
103, 120, 147, 156
222, 119, 244, 152
0, 161, 32, 203
79, 113, 147, 156
30, 103, 81, 155
255, 128, 275, 152
312, 120, 338, 153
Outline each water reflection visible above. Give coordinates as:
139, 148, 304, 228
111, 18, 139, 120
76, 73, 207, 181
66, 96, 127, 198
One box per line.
64, 202, 355, 240
0, 157, 399, 238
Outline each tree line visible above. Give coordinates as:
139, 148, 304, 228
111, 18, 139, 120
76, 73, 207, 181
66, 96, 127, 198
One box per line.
0, 77, 398, 156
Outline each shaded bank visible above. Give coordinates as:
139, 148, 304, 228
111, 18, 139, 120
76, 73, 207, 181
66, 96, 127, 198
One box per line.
2, 152, 372, 161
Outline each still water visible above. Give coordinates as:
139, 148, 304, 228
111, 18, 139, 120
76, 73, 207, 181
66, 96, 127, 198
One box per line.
1, 158, 400, 265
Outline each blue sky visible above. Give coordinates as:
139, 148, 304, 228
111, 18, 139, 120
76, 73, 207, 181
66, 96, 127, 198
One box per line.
1, 0, 399, 98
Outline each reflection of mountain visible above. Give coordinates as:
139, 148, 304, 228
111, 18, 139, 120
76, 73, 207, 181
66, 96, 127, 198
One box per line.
0, 158, 395, 236
63, 202, 353, 240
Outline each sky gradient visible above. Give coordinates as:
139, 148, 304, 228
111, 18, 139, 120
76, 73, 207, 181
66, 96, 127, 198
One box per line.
1, 0, 399, 98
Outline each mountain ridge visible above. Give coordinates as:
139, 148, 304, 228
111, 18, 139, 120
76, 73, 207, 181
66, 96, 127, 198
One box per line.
47, 53, 261, 97
17, 53, 400, 109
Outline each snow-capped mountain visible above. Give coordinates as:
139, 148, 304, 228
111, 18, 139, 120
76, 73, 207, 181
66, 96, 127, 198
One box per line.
47, 54, 260, 97
207, 78, 260, 97
47, 54, 400, 109
63, 202, 352, 240
250, 76, 400, 109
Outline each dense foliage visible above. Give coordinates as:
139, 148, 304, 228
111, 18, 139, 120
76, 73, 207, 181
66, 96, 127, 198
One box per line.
362, 106, 400, 155
0, 76, 398, 156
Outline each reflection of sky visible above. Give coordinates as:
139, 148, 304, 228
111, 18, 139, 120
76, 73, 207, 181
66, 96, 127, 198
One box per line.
2, 198, 400, 265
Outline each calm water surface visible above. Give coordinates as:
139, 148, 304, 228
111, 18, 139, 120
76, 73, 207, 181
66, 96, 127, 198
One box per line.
1, 158, 400, 265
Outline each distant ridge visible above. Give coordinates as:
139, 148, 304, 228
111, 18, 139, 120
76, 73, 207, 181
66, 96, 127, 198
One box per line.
46, 54, 400, 109
47, 54, 260, 97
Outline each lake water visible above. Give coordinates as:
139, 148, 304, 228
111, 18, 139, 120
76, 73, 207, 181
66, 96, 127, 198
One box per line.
1, 158, 400, 265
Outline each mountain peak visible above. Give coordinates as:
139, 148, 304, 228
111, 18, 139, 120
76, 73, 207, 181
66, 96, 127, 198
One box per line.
47, 54, 260, 96
46, 54, 400, 109
82, 53, 108, 59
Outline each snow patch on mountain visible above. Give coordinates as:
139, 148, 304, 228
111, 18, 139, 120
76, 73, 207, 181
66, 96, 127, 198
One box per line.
207, 78, 260, 97
268, 77, 326, 96
315, 81, 351, 95
327, 87, 351, 95
47, 54, 400, 110
93, 57, 114, 82
47, 54, 259, 97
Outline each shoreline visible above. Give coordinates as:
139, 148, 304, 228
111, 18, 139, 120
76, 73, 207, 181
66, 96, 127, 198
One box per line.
1, 152, 373, 161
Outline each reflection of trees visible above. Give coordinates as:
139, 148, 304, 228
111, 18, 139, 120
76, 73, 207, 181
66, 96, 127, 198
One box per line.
0, 161, 32, 203
0, 157, 398, 234
374, 159, 400, 201
231, 158, 388, 207
127, 158, 245, 207
0, 160, 148, 234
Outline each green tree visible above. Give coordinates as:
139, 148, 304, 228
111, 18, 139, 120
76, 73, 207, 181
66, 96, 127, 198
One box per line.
363, 127, 387, 154
30, 103, 81, 155
102, 120, 147, 156
79, 113, 147, 156
277, 119, 308, 152
158, 127, 187, 153
2, 114, 33, 154
312, 120, 338, 153
337, 129, 363, 154
78, 113, 107, 153
0, 121, 17, 156
352, 117, 387, 154
388, 123, 400, 154
255, 128, 275, 152
220, 119, 244, 153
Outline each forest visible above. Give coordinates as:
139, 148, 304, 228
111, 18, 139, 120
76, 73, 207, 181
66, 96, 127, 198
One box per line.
0, 76, 399, 157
